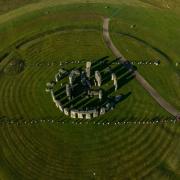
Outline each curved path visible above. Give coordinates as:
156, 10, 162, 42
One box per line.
103, 17, 180, 120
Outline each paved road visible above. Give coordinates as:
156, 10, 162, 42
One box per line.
103, 17, 180, 119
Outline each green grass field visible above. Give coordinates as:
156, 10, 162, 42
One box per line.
0, 1, 180, 179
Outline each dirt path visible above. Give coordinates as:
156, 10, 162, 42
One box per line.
103, 17, 180, 119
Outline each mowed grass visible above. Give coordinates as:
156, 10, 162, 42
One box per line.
0, 2, 179, 180
0, 26, 171, 121
111, 32, 180, 109
139, 0, 180, 9
0, 30, 169, 121
109, 5, 180, 109
1, 122, 180, 179
0, 0, 40, 15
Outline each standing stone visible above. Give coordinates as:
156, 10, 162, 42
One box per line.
99, 90, 103, 100
111, 73, 118, 91
64, 108, 69, 116
86, 61, 91, 78
95, 71, 102, 87
66, 84, 71, 100
78, 112, 83, 119
86, 113, 91, 119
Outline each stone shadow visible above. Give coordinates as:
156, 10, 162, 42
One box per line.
53, 56, 135, 110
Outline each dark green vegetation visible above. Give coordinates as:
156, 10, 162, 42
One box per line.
0, 1, 180, 179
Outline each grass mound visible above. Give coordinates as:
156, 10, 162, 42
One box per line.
3, 52, 25, 75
